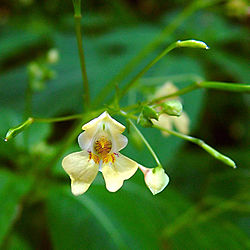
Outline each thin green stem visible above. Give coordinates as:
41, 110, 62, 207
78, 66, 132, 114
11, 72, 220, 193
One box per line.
153, 125, 236, 168
150, 81, 249, 105
23, 80, 33, 147
33, 114, 83, 123
128, 118, 162, 167
198, 81, 250, 92
24, 82, 32, 119
73, 0, 90, 107
150, 83, 199, 104
93, 0, 215, 106
117, 42, 178, 101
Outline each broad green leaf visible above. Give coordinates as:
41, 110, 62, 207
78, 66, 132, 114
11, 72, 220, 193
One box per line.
5, 233, 32, 250
0, 170, 32, 245
0, 28, 43, 66
47, 177, 249, 250
46, 181, 191, 250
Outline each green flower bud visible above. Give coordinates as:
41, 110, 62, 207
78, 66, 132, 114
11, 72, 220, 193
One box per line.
137, 113, 153, 128
142, 106, 159, 120
162, 99, 183, 116
5, 118, 34, 141
176, 39, 209, 49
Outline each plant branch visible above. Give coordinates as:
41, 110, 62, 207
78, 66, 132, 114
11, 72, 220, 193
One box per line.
33, 114, 83, 123
150, 81, 250, 104
126, 117, 162, 167
198, 81, 250, 92
153, 125, 236, 168
73, 0, 90, 107
150, 83, 199, 104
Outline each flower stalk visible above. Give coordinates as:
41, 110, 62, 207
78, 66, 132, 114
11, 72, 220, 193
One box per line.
153, 124, 236, 168
198, 81, 250, 92
128, 119, 162, 167
150, 81, 250, 105
117, 39, 209, 101
72, 0, 90, 108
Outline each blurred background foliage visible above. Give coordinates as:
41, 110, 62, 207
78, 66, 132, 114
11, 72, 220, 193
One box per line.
0, 0, 249, 249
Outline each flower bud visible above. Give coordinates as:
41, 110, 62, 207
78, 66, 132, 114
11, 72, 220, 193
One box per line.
142, 106, 159, 120
137, 113, 153, 128
139, 165, 169, 195
162, 99, 183, 116
47, 48, 59, 64
5, 118, 34, 141
176, 39, 209, 49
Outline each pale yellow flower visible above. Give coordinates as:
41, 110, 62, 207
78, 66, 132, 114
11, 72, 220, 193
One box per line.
139, 165, 169, 195
152, 82, 190, 136
62, 111, 138, 195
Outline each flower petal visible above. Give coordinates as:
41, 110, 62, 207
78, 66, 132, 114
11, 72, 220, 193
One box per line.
111, 133, 128, 152
78, 131, 94, 151
154, 82, 179, 99
101, 153, 138, 192
62, 151, 98, 195
82, 111, 125, 133
152, 114, 173, 136
172, 111, 190, 134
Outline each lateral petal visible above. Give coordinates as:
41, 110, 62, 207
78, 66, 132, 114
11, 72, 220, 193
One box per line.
62, 151, 99, 195
101, 153, 138, 192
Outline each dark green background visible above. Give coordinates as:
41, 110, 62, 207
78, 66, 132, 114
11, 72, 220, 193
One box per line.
0, 0, 249, 249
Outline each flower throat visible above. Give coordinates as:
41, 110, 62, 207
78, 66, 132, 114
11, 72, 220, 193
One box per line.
94, 136, 112, 156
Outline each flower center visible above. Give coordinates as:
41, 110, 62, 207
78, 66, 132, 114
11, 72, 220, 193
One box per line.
94, 136, 112, 156
89, 136, 116, 164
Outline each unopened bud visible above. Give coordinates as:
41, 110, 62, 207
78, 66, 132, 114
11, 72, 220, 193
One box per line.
139, 165, 169, 195
5, 118, 34, 141
142, 106, 159, 120
47, 48, 59, 64
176, 39, 209, 49
162, 99, 183, 116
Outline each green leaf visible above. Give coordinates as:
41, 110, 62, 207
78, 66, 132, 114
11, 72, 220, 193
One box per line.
46, 181, 182, 249
0, 28, 43, 66
0, 170, 32, 245
5, 233, 32, 250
